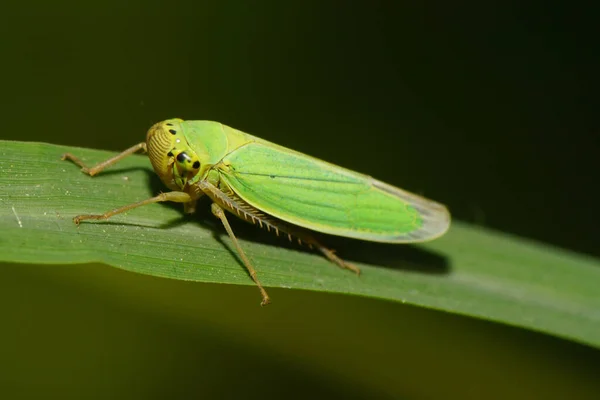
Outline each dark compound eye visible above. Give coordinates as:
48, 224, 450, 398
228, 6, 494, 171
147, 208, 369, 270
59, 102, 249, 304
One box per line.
169, 129, 177, 135
192, 161, 200, 169
176, 152, 187, 163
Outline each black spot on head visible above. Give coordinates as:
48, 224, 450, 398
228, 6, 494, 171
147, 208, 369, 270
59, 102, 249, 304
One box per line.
166, 123, 173, 126
176, 152, 187, 163
193, 161, 200, 169
167, 151, 173, 157
169, 129, 177, 135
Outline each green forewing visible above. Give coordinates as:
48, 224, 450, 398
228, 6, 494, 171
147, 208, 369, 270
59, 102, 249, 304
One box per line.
219, 141, 450, 243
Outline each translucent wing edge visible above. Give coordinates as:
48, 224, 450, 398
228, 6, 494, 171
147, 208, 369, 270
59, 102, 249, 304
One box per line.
370, 179, 451, 243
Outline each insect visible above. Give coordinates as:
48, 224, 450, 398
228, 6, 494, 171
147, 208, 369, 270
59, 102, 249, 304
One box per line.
62, 119, 450, 305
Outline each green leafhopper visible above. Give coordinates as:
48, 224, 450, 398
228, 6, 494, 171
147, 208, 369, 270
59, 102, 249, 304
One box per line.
62, 119, 450, 305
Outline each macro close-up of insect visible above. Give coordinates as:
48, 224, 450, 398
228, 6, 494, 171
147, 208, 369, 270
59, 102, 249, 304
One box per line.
62, 119, 451, 305
3, 2, 600, 398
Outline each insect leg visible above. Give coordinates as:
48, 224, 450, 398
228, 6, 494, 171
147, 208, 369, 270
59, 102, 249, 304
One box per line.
61, 142, 147, 176
73, 191, 193, 224
183, 200, 199, 214
200, 180, 361, 277
310, 241, 361, 275
210, 202, 271, 306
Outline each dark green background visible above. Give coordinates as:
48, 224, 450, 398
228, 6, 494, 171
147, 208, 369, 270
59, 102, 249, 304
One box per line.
1, 1, 599, 399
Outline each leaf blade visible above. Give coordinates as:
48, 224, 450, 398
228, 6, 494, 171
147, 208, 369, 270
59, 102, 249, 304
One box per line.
1, 140, 599, 347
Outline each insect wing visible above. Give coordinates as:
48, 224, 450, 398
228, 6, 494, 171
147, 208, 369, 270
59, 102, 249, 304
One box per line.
219, 142, 449, 243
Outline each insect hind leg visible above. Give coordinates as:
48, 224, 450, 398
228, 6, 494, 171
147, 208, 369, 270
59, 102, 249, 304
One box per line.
306, 238, 361, 275
201, 180, 361, 277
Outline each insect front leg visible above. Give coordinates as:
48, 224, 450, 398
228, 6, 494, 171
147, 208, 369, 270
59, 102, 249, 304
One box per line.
210, 202, 271, 306
61, 142, 147, 176
73, 192, 193, 224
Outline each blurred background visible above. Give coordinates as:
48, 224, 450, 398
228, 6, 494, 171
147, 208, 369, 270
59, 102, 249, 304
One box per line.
1, 1, 599, 399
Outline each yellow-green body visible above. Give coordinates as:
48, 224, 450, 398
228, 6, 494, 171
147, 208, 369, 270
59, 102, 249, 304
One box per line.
147, 119, 450, 243
63, 118, 450, 305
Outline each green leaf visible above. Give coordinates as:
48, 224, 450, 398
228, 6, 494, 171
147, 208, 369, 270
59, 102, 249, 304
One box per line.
1, 140, 599, 348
